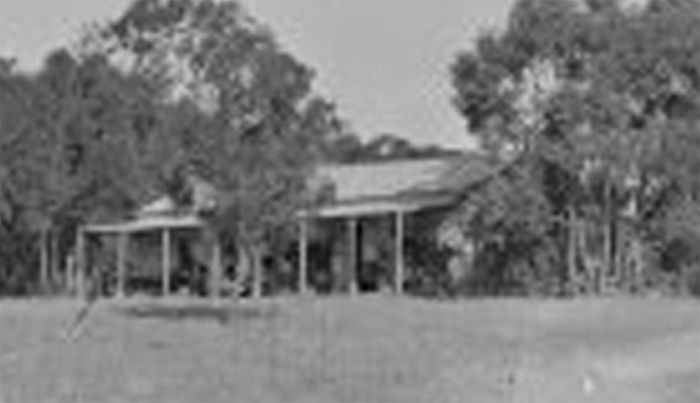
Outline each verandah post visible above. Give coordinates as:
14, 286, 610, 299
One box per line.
162, 228, 171, 297
348, 217, 359, 296
116, 232, 128, 298
394, 211, 405, 295
298, 217, 309, 294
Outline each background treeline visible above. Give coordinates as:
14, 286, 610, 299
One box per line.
4, 0, 700, 298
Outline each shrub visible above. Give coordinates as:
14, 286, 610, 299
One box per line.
683, 263, 700, 297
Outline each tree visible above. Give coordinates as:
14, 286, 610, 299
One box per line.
0, 47, 179, 295
0, 63, 44, 293
450, 0, 700, 295
325, 132, 458, 163
94, 0, 338, 297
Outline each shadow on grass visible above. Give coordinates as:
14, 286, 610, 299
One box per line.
117, 301, 280, 323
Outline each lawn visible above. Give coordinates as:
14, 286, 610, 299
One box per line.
1, 296, 699, 403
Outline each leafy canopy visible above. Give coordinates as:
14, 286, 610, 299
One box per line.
92, 0, 339, 244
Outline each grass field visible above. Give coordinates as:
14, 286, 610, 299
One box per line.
1, 296, 700, 403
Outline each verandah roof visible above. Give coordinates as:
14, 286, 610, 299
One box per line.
84, 214, 204, 234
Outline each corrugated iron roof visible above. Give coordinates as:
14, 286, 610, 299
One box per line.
314, 154, 492, 200
87, 154, 496, 229
305, 153, 495, 217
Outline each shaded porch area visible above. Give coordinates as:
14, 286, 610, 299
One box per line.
296, 156, 491, 295
75, 214, 225, 299
297, 199, 449, 296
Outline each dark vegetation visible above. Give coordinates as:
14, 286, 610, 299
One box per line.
447, 0, 700, 297
4, 0, 700, 298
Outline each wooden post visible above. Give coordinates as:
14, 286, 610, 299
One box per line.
75, 229, 86, 299
348, 218, 359, 296
394, 211, 405, 295
210, 236, 222, 299
161, 228, 171, 297
298, 218, 308, 294
116, 232, 128, 299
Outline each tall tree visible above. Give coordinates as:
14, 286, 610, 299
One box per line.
95, 0, 337, 297
0, 48, 177, 294
450, 0, 700, 295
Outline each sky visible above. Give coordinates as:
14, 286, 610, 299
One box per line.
0, 0, 516, 149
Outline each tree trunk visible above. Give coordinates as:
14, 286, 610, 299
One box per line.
630, 236, 644, 293
39, 229, 49, 294
599, 223, 609, 293
75, 229, 87, 299
602, 181, 616, 292
235, 241, 255, 297
628, 186, 644, 293
577, 217, 603, 294
603, 215, 614, 289
577, 219, 593, 292
209, 235, 222, 299
251, 244, 264, 299
50, 230, 60, 291
567, 205, 578, 292
65, 254, 75, 296
236, 242, 250, 283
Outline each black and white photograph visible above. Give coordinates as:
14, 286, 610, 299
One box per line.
1, 0, 700, 401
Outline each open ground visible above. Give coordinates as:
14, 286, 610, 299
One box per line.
1, 296, 700, 403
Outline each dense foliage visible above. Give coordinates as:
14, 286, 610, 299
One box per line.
0, 51, 179, 294
449, 0, 700, 296
0, 0, 342, 296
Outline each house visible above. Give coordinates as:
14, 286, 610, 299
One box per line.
74, 153, 496, 298
298, 153, 495, 295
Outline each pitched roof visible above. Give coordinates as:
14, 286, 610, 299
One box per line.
305, 153, 495, 218
86, 153, 498, 230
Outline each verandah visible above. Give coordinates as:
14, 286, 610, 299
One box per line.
72, 156, 487, 299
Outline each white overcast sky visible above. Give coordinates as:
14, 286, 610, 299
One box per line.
0, 0, 516, 148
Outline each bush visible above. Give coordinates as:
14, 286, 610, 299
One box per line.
0, 229, 40, 296
683, 263, 700, 297
404, 238, 452, 298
